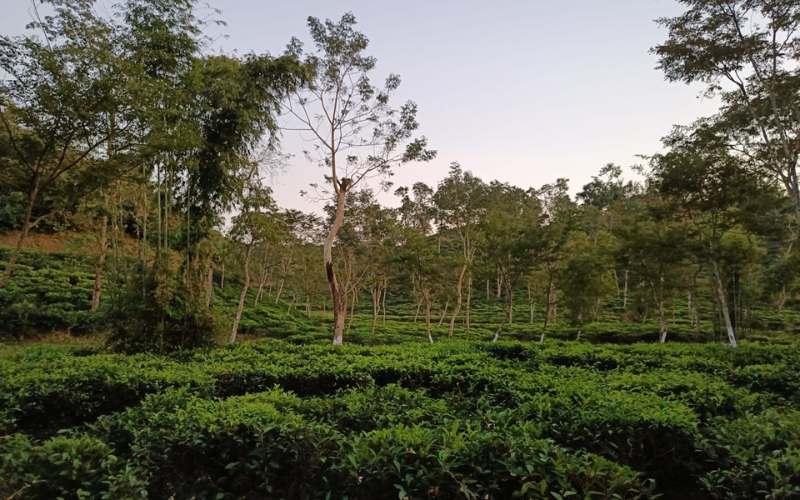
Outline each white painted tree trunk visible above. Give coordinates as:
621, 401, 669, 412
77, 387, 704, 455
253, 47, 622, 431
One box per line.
658, 300, 668, 343
91, 214, 109, 312
230, 244, 253, 344
326, 186, 348, 345
713, 262, 737, 347
448, 259, 468, 336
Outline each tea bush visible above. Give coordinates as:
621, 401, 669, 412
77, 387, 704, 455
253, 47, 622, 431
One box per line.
700, 410, 800, 499
1, 338, 799, 498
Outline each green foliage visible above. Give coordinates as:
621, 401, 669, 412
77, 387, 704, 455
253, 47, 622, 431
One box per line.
0, 351, 213, 436
1, 338, 799, 498
106, 263, 218, 353
335, 422, 653, 499
0, 250, 95, 336
0, 433, 147, 500
0, 192, 24, 230
701, 410, 800, 499
97, 388, 337, 499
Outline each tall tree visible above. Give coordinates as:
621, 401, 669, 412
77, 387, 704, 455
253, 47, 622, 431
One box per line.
434, 163, 486, 336
615, 196, 691, 343
654, 0, 800, 212
480, 183, 540, 341
0, 0, 124, 286
557, 231, 616, 340
651, 125, 785, 346
396, 221, 445, 344
536, 179, 578, 333
228, 166, 284, 343
286, 13, 435, 344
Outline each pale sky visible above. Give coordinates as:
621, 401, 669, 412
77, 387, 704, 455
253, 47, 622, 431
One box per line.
2, 1, 719, 213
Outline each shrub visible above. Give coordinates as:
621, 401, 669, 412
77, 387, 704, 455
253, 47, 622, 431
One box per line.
0, 433, 147, 499
606, 370, 744, 419
729, 363, 800, 401
701, 410, 800, 499
333, 422, 655, 499
0, 338, 796, 498
0, 354, 213, 436
306, 384, 452, 432
98, 389, 339, 499
517, 387, 701, 486
106, 264, 217, 353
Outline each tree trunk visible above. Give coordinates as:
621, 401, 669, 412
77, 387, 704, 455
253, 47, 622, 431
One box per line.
371, 285, 380, 334
658, 299, 668, 343
493, 279, 513, 342
381, 279, 388, 325
688, 290, 699, 333
424, 289, 433, 344
205, 264, 214, 308
0, 180, 39, 288
230, 244, 253, 343
527, 283, 534, 324
508, 287, 514, 324
220, 261, 225, 290
90, 214, 109, 312
346, 290, 357, 335
622, 269, 629, 311
712, 261, 737, 347
439, 300, 449, 326
254, 264, 269, 305
326, 185, 348, 345
544, 276, 556, 329
778, 285, 788, 312
465, 274, 472, 331
448, 262, 468, 336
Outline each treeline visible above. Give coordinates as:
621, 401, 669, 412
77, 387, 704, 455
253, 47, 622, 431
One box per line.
1, 0, 799, 350
214, 155, 788, 348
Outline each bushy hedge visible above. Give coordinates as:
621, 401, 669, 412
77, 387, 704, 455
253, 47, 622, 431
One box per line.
0, 262, 95, 335
0, 433, 147, 499
1, 339, 799, 498
335, 422, 654, 499
701, 410, 800, 499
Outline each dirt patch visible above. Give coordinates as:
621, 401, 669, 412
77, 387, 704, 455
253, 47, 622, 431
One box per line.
0, 231, 140, 256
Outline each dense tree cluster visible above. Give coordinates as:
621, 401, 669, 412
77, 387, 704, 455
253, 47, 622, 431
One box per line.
1, 0, 799, 350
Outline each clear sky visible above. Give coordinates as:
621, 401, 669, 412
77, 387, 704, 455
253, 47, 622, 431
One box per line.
2, 0, 719, 212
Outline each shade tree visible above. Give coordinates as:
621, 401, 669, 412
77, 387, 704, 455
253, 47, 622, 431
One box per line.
433, 163, 487, 335
651, 125, 786, 346
285, 12, 435, 344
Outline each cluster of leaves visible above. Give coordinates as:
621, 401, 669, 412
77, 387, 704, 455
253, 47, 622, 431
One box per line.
105, 262, 219, 353
1, 338, 799, 498
0, 250, 95, 336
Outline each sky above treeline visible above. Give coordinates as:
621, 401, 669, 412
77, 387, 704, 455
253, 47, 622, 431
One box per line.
2, 0, 720, 213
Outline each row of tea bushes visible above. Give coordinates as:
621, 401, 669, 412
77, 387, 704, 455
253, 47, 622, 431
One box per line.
2, 388, 656, 499
3, 340, 799, 436
1, 339, 799, 497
